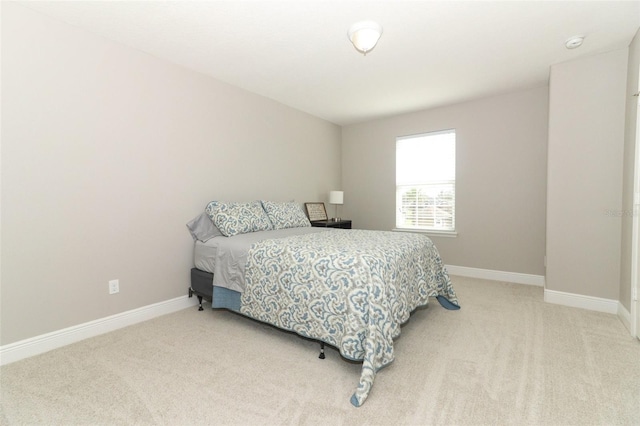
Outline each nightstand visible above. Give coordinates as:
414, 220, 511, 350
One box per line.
311, 220, 352, 229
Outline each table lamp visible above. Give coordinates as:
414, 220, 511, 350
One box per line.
329, 191, 344, 221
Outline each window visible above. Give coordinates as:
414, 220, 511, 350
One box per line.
396, 129, 456, 233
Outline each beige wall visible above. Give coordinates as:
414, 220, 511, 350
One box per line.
3, 2, 636, 348
0, 4, 341, 345
341, 87, 549, 276
620, 29, 640, 312
547, 49, 628, 300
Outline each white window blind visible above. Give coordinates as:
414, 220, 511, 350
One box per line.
396, 130, 456, 232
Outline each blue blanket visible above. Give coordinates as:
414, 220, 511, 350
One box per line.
240, 229, 459, 407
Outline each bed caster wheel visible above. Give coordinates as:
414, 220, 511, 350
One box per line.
319, 342, 325, 359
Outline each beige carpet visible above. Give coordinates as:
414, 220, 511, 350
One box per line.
1, 276, 639, 425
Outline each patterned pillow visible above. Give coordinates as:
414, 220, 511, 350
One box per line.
205, 200, 273, 237
261, 200, 311, 230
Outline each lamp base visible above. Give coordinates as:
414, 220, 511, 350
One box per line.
332, 204, 341, 222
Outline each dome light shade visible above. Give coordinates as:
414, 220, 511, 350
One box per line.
348, 21, 383, 55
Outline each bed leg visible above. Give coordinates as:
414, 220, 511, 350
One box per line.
319, 342, 325, 359
197, 295, 204, 311
188, 288, 205, 311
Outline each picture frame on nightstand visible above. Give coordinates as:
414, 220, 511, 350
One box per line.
304, 202, 328, 222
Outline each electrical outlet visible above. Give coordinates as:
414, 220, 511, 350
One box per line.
109, 279, 120, 295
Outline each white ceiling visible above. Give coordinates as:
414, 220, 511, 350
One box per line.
17, 1, 640, 125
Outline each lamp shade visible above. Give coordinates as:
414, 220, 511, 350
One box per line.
348, 21, 383, 54
329, 191, 344, 205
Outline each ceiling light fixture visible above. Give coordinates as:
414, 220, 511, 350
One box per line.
565, 36, 584, 49
348, 20, 383, 55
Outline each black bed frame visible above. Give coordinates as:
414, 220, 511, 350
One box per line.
187, 267, 326, 359
188, 268, 214, 311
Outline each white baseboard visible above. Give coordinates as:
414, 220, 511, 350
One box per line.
446, 265, 545, 287
544, 289, 619, 314
617, 303, 631, 333
445, 265, 627, 317
0, 295, 198, 366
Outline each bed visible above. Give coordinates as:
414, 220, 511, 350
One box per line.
186, 200, 459, 407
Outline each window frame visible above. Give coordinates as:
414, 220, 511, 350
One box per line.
394, 129, 457, 236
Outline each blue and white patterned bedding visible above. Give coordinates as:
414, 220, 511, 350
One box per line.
239, 229, 459, 407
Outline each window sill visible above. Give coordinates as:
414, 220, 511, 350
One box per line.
392, 228, 458, 238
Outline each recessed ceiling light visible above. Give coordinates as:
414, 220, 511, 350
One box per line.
565, 36, 584, 49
